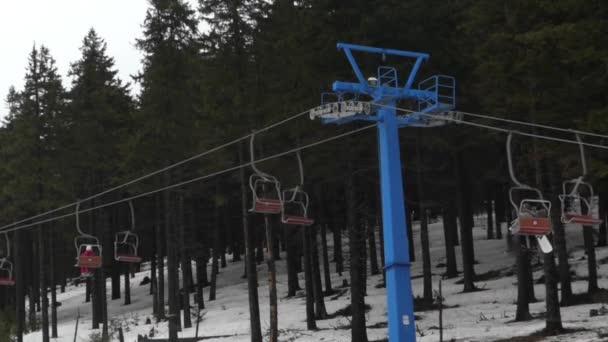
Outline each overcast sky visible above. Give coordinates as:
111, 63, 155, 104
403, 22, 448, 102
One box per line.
0, 0, 155, 119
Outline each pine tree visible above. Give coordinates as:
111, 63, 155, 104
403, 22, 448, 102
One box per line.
2, 44, 66, 342
67, 28, 133, 192
132, 1, 202, 339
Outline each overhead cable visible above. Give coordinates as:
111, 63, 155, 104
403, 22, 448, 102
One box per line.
0, 108, 311, 231
1, 124, 375, 233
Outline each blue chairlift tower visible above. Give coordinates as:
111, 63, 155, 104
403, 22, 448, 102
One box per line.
310, 43, 456, 342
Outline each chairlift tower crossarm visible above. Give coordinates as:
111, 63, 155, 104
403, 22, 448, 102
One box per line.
312, 43, 457, 342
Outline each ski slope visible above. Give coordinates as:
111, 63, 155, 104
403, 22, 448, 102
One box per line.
23, 218, 608, 341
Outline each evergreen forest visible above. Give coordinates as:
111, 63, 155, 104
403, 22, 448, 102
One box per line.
1, 1, 607, 341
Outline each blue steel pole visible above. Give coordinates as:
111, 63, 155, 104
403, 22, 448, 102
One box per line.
377, 104, 416, 341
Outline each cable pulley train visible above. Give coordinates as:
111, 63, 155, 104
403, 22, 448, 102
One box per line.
0, 233, 15, 286
74, 201, 103, 277
506, 132, 553, 253
559, 134, 602, 227
114, 199, 142, 263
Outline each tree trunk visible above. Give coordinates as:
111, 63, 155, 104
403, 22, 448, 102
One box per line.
15, 230, 25, 342
220, 240, 227, 269
547, 161, 572, 305
91, 268, 99, 327
420, 208, 433, 305
195, 256, 205, 310
320, 223, 333, 294
346, 171, 367, 342
583, 225, 599, 293
286, 226, 301, 297
209, 200, 220, 302
85, 277, 91, 303
311, 225, 327, 318
486, 195, 494, 239
526, 237, 537, 302
271, 221, 280, 262
367, 216, 380, 276
39, 228, 50, 342
111, 265, 121, 300
155, 194, 166, 320
166, 190, 179, 341
184, 254, 194, 294
544, 182, 565, 333
124, 264, 131, 305
415, 130, 432, 305
29, 284, 36, 331
178, 193, 192, 328
110, 206, 121, 301
256, 226, 264, 264
302, 228, 316, 330
151, 240, 157, 313
30, 233, 39, 331
494, 186, 505, 239
455, 153, 476, 292
377, 211, 386, 285
543, 250, 563, 334
239, 143, 262, 342
332, 217, 343, 276
597, 193, 607, 247
359, 215, 367, 297
264, 215, 279, 342
49, 231, 58, 338
442, 203, 459, 278
101, 267, 109, 341
505, 190, 514, 251
514, 238, 531, 321
406, 206, 416, 260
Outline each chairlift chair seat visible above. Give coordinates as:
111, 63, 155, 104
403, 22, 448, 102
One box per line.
253, 198, 283, 214
514, 217, 552, 235
282, 215, 314, 226
0, 278, 15, 286
116, 254, 142, 263
564, 214, 602, 226
77, 254, 102, 269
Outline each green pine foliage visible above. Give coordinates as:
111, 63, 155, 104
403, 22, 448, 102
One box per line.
1, 45, 67, 218
67, 28, 135, 195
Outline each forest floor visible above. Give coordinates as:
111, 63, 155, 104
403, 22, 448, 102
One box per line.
23, 218, 608, 342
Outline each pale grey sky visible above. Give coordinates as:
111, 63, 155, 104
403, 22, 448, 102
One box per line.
0, 0, 159, 119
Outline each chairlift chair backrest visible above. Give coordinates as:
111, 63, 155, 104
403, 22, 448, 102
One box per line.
280, 151, 314, 226
114, 199, 142, 263
0, 258, 15, 286
508, 186, 552, 236
74, 201, 103, 269
559, 134, 603, 227
281, 186, 314, 226
115, 231, 142, 263
248, 131, 283, 214
506, 133, 552, 238
76, 241, 103, 269
249, 174, 283, 214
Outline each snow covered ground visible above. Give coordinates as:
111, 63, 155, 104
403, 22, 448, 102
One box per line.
23, 218, 608, 341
